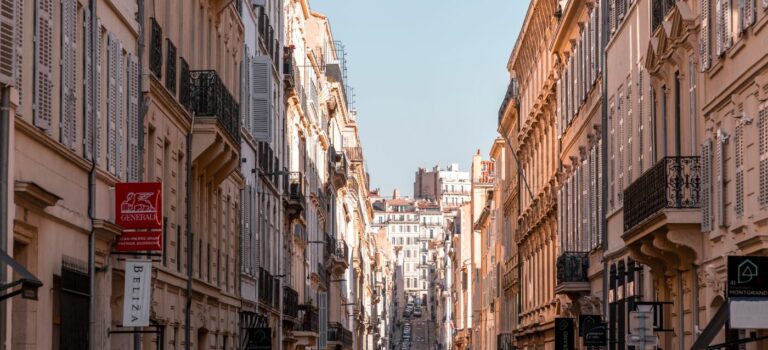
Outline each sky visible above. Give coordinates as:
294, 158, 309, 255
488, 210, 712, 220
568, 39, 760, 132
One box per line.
312, 1, 527, 197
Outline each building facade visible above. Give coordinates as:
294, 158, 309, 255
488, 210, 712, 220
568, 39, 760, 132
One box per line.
414, 164, 471, 208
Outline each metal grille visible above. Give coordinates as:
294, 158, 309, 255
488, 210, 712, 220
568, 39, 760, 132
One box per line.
149, 18, 162, 78
624, 157, 702, 231
652, 0, 677, 33
60, 259, 89, 350
556, 252, 589, 284
165, 39, 176, 95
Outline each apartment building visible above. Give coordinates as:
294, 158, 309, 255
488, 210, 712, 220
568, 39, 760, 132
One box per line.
449, 203, 473, 350
414, 164, 471, 208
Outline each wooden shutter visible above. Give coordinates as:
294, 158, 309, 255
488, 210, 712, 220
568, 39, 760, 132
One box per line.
627, 84, 633, 182
701, 139, 713, 232
618, 92, 625, 203
95, 19, 102, 164
638, 69, 645, 172
701, 0, 712, 70
716, 132, 726, 227
13, 0, 22, 110
127, 54, 140, 181
722, 0, 733, 51
735, 123, 744, 217
60, 0, 77, 149
241, 51, 250, 133
250, 55, 272, 141
739, 0, 755, 32
759, 104, 768, 208
83, 8, 92, 159
34, 0, 54, 131
0, 0, 16, 85
107, 33, 123, 177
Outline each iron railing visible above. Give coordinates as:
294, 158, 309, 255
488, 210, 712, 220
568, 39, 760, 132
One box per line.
497, 333, 516, 350
283, 47, 294, 89
334, 239, 349, 262
179, 58, 191, 112
256, 142, 280, 185
498, 78, 519, 125
284, 172, 305, 204
344, 147, 364, 163
325, 233, 336, 260
190, 70, 241, 143
283, 286, 298, 319
149, 18, 162, 78
258, 267, 275, 307
652, 0, 676, 33
623, 156, 701, 231
330, 146, 348, 177
165, 39, 177, 94
556, 252, 589, 284
328, 322, 354, 347
298, 304, 319, 333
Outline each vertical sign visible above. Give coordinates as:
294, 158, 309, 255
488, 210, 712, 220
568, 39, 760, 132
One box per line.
122, 260, 152, 326
555, 317, 575, 350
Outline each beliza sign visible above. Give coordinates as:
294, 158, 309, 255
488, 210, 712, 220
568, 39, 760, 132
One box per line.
122, 260, 152, 326
115, 182, 163, 251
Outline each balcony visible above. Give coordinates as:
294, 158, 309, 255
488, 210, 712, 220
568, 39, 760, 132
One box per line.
498, 78, 519, 126
256, 142, 281, 187
652, 0, 676, 34
327, 235, 349, 276
497, 333, 515, 350
283, 286, 299, 320
623, 157, 701, 233
328, 322, 354, 348
555, 252, 589, 294
257, 267, 279, 309
283, 47, 295, 90
292, 223, 307, 243
190, 70, 241, 143
298, 304, 319, 333
344, 147, 364, 164
283, 172, 306, 221
330, 146, 349, 190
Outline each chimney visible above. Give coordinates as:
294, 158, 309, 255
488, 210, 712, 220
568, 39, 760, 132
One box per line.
393, 188, 400, 199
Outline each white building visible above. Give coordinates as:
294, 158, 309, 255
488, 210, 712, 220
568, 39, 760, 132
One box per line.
414, 164, 471, 208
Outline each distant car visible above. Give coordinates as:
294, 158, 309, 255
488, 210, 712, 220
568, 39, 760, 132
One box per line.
413, 309, 422, 317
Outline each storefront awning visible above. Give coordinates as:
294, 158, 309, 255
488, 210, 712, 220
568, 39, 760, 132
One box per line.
690, 300, 730, 350
0, 249, 43, 301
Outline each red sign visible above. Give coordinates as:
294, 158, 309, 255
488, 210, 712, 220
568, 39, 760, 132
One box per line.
115, 231, 163, 252
115, 182, 163, 230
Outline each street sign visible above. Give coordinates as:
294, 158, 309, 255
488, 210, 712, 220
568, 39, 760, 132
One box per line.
727, 256, 768, 298
583, 323, 607, 346
626, 334, 658, 347
578, 315, 601, 336
245, 327, 272, 349
629, 307, 653, 335
115, 182, 163, 229
555, 318, 575, 350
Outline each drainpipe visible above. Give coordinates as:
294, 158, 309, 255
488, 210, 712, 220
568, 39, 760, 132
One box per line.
133, 2, 145, 349
600, 0, 610, 348
0, 86, 10, 349
692, 264, 700, 343
87, 0, 98, 348
185, 130, 193, 350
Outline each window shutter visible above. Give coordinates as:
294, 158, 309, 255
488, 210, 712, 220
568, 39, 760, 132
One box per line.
739, 0, 755, 32
759, 104, 768, 208
701, 139, 713, 232
241, 186, 251, 274
95, 19, 102, 164
610, 0, 617, 33
582, 160, 590, 250
83, 8, 93, 160
627, 84, 633, 182
597, 139, 603, 244
165, 39, 176, 95
716, 132, 727, 227
0, 0, 17, 85
34, 0, 53, 131
127, 54, 140, 182
60, 0, 77, 149
735, 123, 744, 217
723, 0, 733, 50
250, 55, 272, 142
638, 69, 645, 173
763, 0, 768, 9
590, 146, 598, 248
701, 0, 712, 70
618, 93, 625, 203
13, 0, 23, 111
241, 51, 250, 133
107, 33, 123, 177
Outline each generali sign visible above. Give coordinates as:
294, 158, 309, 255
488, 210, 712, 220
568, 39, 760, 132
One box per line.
115, 182, 163, 229
115, 182, 163, 252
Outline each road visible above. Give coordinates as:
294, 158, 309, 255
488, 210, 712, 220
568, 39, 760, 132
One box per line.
393, 304, 433, 350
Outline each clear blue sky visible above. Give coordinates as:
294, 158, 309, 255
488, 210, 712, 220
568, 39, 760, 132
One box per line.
312, 1, 527, 196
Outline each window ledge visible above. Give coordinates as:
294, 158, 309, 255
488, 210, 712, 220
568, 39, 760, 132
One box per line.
727, 39, 746, 59
754, 12, 768, 35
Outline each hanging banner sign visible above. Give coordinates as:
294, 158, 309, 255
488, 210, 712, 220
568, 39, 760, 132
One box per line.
555, 318, 575, 350
115, 231, 163, 252
115, 182, 163, 230
122, 260, 152, 327
727, 256, 768, 298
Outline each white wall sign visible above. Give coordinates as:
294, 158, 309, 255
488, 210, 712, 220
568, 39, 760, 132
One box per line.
122, 260, 152, 327
730, 299, 768, 329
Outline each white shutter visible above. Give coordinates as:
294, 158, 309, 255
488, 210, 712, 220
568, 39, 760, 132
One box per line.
241, 186, 251, 274
618, 92, 625, 203
590, 146, 598, 248
60, 0, 77, 149
638, 69, 645, 173
597, 139, 603, 244
13, 0, 23, 110
735, 124, 744, 217
250, 55, 272, 142
739, 0, 755, 32
723, 0, 733, 50
95, 19, 102, 164
701, 0, 712, 70
0, 0, 16, 85
126, 55, 140, 181
582, 160, 590, 251
107, 33, 123, 177
627, 84, 633, 182
701, 139, 713, 232
34, 0, 53, 131
759, 104, 768, 208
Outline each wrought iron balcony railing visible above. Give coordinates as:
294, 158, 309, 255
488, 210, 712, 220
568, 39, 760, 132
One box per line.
498, 78, 519, 125
257, 267, 274, 306
256, 142, 281, 186
497, 333, 515, 350
652, 0, 676, 34
344, 147, 364, 163
190, 70, 241, 143
328, 322, 354, 347
334, 239, 349, 262
298, 304, 319, 333
285, 172, 305, 203
556, 252, 589, 285
324, 233, 336, 260
330, 146, 348, 178
283, 286, 299, 319
623, 156, 701, 231
149, 18, 163, 78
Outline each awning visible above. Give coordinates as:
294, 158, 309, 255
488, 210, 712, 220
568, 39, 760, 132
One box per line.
690, 300, 730, 350
0, 248, 43, 301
